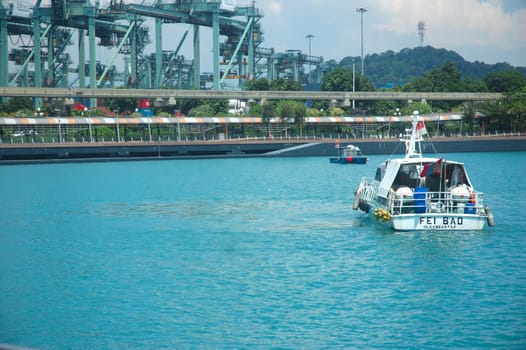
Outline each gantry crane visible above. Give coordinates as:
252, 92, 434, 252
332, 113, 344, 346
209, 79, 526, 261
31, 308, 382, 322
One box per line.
0, 0, 325, 110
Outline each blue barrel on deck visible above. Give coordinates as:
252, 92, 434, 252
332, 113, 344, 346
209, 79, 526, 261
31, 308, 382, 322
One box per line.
465, 202, 476, 214
414, 187, 427, 213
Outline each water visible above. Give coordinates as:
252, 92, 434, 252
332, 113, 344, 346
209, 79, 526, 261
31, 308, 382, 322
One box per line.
1, 152, 525, 349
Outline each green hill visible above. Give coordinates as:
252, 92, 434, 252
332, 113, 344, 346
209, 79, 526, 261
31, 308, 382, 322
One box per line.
337, 46, 526, 88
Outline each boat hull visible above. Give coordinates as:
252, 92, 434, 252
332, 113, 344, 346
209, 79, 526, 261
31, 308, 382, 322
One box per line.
367, 210, 487, 231
329, 156, 368, 164
355, 179, 490, 231
389, 213, 487, 231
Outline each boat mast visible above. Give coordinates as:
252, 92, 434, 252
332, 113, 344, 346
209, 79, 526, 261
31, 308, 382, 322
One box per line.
405, 111, 423, 158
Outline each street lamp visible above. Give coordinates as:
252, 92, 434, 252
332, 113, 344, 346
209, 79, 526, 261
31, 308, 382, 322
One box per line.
391, 108, 401, 138
85, 107, 93, 143
356, 7, 367, 76
352, 59, 356, 109
54, 108, 62, 143
114, 109, 120, 142
175, 110, 181, 141
306, 34, 314, 84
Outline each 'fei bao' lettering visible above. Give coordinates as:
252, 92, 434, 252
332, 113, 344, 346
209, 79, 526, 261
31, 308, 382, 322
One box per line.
419, 217, 464, 226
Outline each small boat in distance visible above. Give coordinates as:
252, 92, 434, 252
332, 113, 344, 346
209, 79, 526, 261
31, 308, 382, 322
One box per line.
353, 112, 495, 231
329, 144, 368, 164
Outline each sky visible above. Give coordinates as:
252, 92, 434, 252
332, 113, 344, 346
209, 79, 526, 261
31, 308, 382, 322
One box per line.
252, 0, 526, 67
6, 0, 526, 77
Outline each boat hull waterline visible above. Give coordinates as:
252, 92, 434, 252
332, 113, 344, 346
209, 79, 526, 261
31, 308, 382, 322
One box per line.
329, 156, 368, 164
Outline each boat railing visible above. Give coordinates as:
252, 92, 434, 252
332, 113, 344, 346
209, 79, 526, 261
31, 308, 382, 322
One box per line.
387, 190, 486, 215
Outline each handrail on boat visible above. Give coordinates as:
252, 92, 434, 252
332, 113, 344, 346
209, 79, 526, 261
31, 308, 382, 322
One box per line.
387, 190, 485, 215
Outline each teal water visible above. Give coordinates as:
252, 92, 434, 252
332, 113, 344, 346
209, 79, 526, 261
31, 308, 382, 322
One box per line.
1, 152, 525, 349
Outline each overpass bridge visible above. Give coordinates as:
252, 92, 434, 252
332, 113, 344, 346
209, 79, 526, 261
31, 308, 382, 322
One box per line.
0, 87, 503, 102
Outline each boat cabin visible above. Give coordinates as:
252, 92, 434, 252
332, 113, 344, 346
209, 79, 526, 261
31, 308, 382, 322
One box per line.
376, 158, 473, 197
371, 157, 478, 214
337, 145, 363, 159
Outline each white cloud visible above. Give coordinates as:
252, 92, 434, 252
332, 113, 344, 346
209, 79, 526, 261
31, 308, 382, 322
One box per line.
375, 0, 526, 50
257, 0, 526, 66
267, 1, 282, 17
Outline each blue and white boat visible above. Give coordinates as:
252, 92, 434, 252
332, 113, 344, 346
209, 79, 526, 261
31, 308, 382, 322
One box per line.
353, 112, 495, 231
329, 144, 368, 164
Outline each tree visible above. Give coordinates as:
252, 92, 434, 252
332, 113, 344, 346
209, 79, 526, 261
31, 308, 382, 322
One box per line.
177, 99, 228, 116
246, 78, 270, 91
321, 67, 375, 113
276, 100, 294, 123
337, 46, 526, 87
403, 61, 463, 93
270, 78, 302, 91
261, 100, 275, 137
462, 78, 488, 92
104, 97, 137, 115
321, 67, 375, 92
0, 96, 34, 115
187, 104, 214, 117
321, 67, 353, 91
484, 71, 526, 92
441, 61, 463, 91
478, 86, 526, 133
293, 101, 307, 136
502, 86, 526, 131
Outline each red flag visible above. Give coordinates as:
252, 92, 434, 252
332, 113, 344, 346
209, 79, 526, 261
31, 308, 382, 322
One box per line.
420, 158, 442, 177
416, 120, 428, 137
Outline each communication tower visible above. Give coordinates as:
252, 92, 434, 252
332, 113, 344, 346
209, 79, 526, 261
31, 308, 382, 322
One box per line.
418, 21, 425, 47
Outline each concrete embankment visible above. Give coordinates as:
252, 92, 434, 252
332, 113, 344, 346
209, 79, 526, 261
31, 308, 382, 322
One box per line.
0, 135, 525, 164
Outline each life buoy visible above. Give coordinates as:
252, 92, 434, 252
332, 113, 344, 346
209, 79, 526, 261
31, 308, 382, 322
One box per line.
486, 205, 496, 227
352, 184, 362, 210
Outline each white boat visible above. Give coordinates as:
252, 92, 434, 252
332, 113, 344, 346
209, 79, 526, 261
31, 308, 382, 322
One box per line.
353, 112, 495, 231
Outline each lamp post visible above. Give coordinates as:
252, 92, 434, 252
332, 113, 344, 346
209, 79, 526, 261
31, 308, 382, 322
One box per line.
114, 109, 120, 142
54, 108, 62, 143
306, 34, 314, 84
391, 108, 401, 138
352, 59, 356, 110
84, 107, 93, 143
175, 110, 181, 141
356, 7, 367, 76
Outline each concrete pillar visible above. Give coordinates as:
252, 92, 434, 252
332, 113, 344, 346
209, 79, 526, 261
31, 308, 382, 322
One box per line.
193, 24, 200, 89
155, 18, 162, 88
212, 9, 220, 90
78, 29, 85, 88
88, 7, 97, 107
47, 28, 54, 87
0, 7, 8, 102
33, 9, 42, 109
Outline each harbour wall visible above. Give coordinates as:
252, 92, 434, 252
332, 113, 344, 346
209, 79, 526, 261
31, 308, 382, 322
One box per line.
0, 136, 525, 164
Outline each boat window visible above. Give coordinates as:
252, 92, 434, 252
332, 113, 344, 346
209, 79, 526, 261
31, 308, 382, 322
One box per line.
375, 167, 382, 181
393, 164, 421, 188
425, 175, 444, 192
375, 163, 386, 181
445, 164, 471, 188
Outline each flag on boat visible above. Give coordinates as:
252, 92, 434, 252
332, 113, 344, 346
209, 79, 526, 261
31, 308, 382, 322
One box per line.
415, 120, 428, 137
420, 158, 443, 177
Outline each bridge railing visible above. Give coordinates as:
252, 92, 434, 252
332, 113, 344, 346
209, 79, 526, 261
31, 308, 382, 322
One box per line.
1, 129, 522, 146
